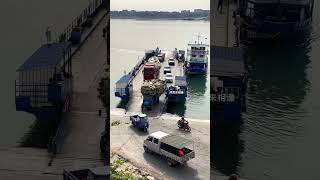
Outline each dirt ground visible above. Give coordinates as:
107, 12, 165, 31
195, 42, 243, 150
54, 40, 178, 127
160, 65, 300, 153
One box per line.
110, 110, 210, 180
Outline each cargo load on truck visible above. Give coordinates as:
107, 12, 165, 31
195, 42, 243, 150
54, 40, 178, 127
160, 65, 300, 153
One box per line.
141, 79, 165, 95
141, 79, 165, 110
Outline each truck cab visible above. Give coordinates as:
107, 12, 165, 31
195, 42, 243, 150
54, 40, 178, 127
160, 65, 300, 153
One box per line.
143, 64, 158, 80
143, 131, 195, 166
142, 94, 159, 110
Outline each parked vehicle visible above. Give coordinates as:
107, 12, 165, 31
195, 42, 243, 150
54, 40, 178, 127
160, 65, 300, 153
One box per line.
142, 94, 160, 110
143, 131, 195, 166
141, 79, 165, 110
168, 58, 175, 66
163, 66, 171, 74
178, 50, 185, 62
165, 73, 173, 83
143, 57, 161, 80
143, 62, 160, 80
157, 53, 165, 62
130, 114, 149, 132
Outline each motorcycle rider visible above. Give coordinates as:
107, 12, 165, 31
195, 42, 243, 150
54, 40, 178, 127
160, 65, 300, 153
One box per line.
179, 116, 188, 126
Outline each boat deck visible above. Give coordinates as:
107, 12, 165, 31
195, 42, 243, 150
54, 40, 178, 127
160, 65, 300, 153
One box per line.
126, 51, 185, 117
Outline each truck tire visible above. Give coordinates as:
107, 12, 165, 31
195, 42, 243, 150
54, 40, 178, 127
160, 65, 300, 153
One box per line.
167, 158, 176, 167
143, 146, 149, 153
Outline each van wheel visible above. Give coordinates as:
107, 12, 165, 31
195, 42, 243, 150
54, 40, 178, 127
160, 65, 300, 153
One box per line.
167, 158, 176, 166
143, 146, 149, 153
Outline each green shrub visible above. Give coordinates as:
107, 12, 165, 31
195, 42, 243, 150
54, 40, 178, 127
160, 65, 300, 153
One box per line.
111, 120, 121, 126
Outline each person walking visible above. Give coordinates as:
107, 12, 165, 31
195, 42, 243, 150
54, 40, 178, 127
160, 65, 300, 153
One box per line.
217, 0, 223, 13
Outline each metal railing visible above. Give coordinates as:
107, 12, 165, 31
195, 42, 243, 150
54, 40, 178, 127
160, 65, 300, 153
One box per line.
54, 0, 106, 43
15, 82, 50, 107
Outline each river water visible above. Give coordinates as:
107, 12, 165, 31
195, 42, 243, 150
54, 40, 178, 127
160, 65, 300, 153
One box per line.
110, 19, 210, 120
0, 0, 89, 147
212, 1, 320, 179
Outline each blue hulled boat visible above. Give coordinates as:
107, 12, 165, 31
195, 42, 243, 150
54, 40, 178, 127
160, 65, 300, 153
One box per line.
165, 76, 188, 102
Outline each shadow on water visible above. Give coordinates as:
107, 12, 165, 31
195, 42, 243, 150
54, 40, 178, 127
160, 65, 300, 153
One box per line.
211, 126, 245, 176
245, 41, 311, 107
211, 36, 312, 178
187, 74, 207, 97
19, 120, 57, 148
166, 102, 186, 117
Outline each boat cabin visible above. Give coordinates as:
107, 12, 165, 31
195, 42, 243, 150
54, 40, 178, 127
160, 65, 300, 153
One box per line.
186, 42, 209, 74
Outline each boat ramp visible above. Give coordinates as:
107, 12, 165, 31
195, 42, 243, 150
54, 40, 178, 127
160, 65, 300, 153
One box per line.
116, 50, 186, 117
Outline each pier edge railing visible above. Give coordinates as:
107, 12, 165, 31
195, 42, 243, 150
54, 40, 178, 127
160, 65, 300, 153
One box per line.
54, 0, 107, 44
47, 0, 108, 155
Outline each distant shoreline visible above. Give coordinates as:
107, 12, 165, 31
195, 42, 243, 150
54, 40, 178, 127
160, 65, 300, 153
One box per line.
111, 17, 209, 21
111, 9, 210, 21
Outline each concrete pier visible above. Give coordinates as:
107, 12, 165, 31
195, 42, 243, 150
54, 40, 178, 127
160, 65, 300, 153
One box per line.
0, 6, 109, 179
125, 51, 185, 117
45, 12, 109, 175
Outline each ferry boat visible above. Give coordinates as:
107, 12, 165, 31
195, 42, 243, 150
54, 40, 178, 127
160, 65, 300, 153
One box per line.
240, 0, 314, 40
211, 46, 247, 128
165, 76, 187, 102
185, 37, 209, 74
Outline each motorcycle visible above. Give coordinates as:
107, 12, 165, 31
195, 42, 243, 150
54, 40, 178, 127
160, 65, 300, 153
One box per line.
177, 118, 191, 132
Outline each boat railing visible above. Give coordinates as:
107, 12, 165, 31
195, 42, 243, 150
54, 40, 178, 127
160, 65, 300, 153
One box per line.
54, 0, 106, 43
187, 55, 208, 62
15, 82, 50, 108
187, 49, 209, 55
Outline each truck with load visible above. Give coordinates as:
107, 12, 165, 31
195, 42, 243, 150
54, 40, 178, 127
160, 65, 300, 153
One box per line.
143, 131, 195, 166
143, 57, 161, 80
141, 79, 165, 110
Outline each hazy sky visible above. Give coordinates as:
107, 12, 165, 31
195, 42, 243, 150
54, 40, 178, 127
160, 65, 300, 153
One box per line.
111, 0, 209, 11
